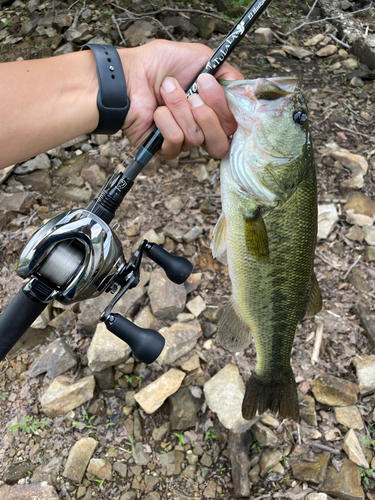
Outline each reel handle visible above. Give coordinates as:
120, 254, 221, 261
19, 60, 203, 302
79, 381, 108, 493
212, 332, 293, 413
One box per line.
104, 313, 165, 364
0, 287, 47, 361
146, 243, 193, 285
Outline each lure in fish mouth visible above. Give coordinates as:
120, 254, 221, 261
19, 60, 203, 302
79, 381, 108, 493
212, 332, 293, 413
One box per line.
213, 77, 322, 420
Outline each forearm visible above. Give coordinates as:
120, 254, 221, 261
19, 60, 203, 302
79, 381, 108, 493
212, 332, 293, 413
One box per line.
0, 50, 100, 169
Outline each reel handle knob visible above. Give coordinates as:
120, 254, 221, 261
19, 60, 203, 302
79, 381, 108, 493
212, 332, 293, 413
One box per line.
146, 243, 192, 284
104, 313, 165, 364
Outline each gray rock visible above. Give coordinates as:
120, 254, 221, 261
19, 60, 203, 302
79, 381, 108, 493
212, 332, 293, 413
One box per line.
63, 437, 98, 482
353, 355, 375, 395
283, 45, 312, 59
40, 375, 95, 417
28, 338, 76, 378
343, 429, 369, 468
252, 422, 281, 447
54, 42, 75, 55
163, 16, 199, 37
164, 196, 184, 215
204, 363, 253, 433
190, 14, 216, 39
4, 462, 37, 484
134, 369, 185, 414
0, 192, 34, 213
157, 450, 184, 475
18, 169, 52, 191
48, 309, 75, 332
133, 442, 151, 465
183, 226, 203, 243
81, 163, 107, 188
113, 462, 127, 477
120, 492, 137, 500
318, 204, 339, 240
292, 452, 330, 485
152, 422, 170, 441
312, 374, 358, 406
321, 458, 365, 500
186, 295, 206, 317
348, 268, 371, 293
259, 448, 283, 478
228, 431, 252, 497
169, 387, 202, 430
334, 405, 363, 430
148, 268, 187, 320
254, 27, 273, 44
163, 226, 185, 243
124, 21, 157, 47
94, 366, 114, 390
0, 483, 59, 499
55, 186, 92, 203
299, 393, 317, 426
14, 153, 51, 174
157, 320, 202, 365
87, 458, 112, 480
87, 322, 131, 372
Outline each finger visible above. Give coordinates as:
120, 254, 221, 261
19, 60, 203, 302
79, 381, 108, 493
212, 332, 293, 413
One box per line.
215, 61, 244, 82
160, 76, 204, 150
189, 94, 230, 159
197, 74, 238, 137
153, 105, 184, 160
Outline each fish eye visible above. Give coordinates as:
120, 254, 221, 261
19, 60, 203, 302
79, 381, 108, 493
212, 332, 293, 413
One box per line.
293, 110, 308, 125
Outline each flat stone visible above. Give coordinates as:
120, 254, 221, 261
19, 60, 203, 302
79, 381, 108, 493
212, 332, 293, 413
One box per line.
0, 483, 59, 499
254, 27, 273, 44
299, 393, 317, 426
63, 437, 98, 482
163, 226, 185, 243
332, 150, 368, 176
157, 320, 201, 365
184, 273, 202, 293
55, 186, 91, 203
341, 174, 364, 190
363, 225, 375, 246
113, 462, 127, 477
164, 196, 184, 215
353, 355, 375, 395
3, 462, 37, 484
183, 226, 203, 243
176, 312, 195, 323
252, 422, 281, 447
343, 429, 369, 468
283, 45, 312, 59
134, 369, 185, 414
316, 44, 338, 57
148, 268, 187, 320
365, 246, 375, 262
226, 430, 252, 495
334, 406, 363, 430
48, 309, 75, 332
346, 225, 366, 242
18, 169, 52, 191
318, 204, 339, 239
321, 459, 364, 500
203, 480, 217, 498
344, 192, 375, 217
204, 363, 253, 433
259, 448, 283, 478
28, 338, 76, 378
163, 16, 198, 37
186, 295, 206, 317
306, 494, 328, 500
169, 387, 202, 430
81, 163, 106, 188
14, 153, 51, 174
94, 366, 114, 390
123, 20, 157, 47
87, 458, 112, 480
152, 422, 169, 441
260, 414, 279, 428
40, 375, 95, 417
157, 450, 184, 476
304, 34, 325, 46
179, 353, 200, 372
292, 452, 330, 485
0, 192, 34, 213
191, 14, 215, 39
87, 322, 131, 372
133, 442, 151, 465
350, 77, 363, 87
312, 374, 358, 406
134, 306, 155, 329
348, 268, 371, 293
346, 210, 373, 227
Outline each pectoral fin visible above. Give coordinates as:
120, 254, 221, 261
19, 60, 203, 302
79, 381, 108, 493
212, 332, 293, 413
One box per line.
217, 296, 252, 352
304, 273, 323, 318
211, 213, 227, 258
244, 210, 269, 262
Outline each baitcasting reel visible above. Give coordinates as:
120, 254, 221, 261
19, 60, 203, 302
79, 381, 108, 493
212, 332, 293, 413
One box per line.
0, 207, 192, 363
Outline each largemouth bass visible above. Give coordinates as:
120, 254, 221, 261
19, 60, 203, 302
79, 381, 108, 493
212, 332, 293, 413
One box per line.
212, 77, 322, 420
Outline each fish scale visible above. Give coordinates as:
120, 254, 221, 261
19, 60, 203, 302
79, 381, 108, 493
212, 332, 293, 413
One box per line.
212, 77, 322, 420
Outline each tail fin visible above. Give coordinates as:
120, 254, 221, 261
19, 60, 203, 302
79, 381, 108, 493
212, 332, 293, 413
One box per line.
242, 373, 299, 420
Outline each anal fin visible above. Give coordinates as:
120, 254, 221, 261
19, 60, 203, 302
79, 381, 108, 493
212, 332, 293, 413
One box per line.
217, 296, 252, 352
211, 213, 227, 258
304, 273, 322, 318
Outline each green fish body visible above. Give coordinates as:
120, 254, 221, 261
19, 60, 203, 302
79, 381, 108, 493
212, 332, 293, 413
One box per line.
212, 77, 322, 420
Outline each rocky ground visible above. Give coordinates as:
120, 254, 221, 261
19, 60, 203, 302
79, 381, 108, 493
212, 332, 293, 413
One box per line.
1, 0, 375, 499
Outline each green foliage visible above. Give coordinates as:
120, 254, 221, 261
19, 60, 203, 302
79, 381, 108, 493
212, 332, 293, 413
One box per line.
173, 432, 184, 446
359, 467, 374, 486
9, 416, 48, 434
0, 391, 9, 400
251, 438, 261, 453
127, 435, 135, 455
94, 478, 105, 487
72, 410, 97, 430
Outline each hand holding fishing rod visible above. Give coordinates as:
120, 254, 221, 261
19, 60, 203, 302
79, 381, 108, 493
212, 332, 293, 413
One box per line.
0, 0, 273, 363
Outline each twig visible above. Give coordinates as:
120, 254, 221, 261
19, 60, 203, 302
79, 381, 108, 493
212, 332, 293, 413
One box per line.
311, 321, 324, 364
343, 255, 361, 280
116, 14, 176, 42
0, 356, 9, 375
315, 250, 342, 270
310, 442, 341, 455
111, 15, 127, 46
72, 0, 86, 29
327, 32, 351, 49
68, 0, 82, 10
335, 123, 375, 142
112, 4, 236, 26
277, 2, 374, 37
251, 495, 272, 500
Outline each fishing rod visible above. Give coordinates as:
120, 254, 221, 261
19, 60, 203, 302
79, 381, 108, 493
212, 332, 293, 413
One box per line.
0, 0, 273, 364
